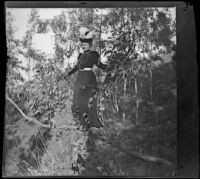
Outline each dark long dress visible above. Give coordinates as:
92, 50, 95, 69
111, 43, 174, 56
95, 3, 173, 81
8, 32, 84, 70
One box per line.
68, 50, 107, 129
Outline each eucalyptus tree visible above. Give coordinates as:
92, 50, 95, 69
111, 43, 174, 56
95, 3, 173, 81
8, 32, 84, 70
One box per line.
100, 8, 176, 125
6, 10, 28, 92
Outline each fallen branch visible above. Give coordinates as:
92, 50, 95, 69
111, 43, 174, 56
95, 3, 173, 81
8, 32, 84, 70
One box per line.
5, 95, 78, 130
117, 144, 173, 167
95, 136, 173, 167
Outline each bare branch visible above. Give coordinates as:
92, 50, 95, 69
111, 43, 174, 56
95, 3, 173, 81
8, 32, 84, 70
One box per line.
5, 95, 81, 130
6, 95, 51, 128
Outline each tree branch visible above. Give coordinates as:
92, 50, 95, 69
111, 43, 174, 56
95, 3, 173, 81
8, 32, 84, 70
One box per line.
117, 144, 173, 167
5, 95, 78, 130
96, 136, 173, 167
6, 95, 51, 128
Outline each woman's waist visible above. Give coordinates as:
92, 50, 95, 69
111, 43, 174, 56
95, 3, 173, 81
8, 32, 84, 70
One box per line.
80, 68, 92, 71
76, 70, 97, 85
77, 69, 95, 75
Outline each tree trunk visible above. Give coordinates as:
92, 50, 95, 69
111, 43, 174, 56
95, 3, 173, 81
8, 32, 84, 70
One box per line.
122, 72, 127, 122
149, 65, 153, 101
96, 9, 103, 83
135, 77, 139, 125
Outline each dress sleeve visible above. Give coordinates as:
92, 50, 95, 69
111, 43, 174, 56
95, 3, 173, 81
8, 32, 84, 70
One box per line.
93, 51, 107, 70
68, 53, 82, 76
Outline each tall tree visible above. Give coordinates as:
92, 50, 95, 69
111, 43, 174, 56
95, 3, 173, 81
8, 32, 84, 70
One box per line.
99, 8, 176, 125
6, 10, 28, 94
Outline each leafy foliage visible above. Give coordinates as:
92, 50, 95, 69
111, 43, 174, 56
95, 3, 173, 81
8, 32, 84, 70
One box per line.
4, 8, 176, 177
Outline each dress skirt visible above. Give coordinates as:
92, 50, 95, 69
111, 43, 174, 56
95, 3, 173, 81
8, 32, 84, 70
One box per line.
71, 70, 102, 128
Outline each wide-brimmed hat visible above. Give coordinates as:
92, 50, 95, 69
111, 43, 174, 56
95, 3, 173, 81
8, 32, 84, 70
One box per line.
79, 27, 94, 43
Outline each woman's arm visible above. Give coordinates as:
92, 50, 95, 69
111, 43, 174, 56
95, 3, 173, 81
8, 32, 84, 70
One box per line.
98, 60, 108, 70
68, 64, 78, 76
93, 51, 108, 70
68, 53, 82, 76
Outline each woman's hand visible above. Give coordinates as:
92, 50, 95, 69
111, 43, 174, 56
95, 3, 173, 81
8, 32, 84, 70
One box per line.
57, 73, 69, 81
64, 74, 70, 80
57, 74, 63, 81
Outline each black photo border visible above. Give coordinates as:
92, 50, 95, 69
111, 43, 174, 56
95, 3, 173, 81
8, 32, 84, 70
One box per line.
1, 1, 199, 178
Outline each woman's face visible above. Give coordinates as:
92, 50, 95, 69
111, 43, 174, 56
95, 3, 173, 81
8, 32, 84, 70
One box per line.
81, 42, 90, 52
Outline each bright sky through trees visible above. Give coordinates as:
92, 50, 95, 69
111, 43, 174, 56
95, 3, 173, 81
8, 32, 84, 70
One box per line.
9, 8, 176, 50
6, 8, 176, 81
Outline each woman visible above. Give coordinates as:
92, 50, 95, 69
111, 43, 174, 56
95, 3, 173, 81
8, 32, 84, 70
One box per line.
66, 29, 107, 130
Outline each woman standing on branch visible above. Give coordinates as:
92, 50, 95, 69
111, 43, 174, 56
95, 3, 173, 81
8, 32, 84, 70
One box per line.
66, 27, 108, 130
